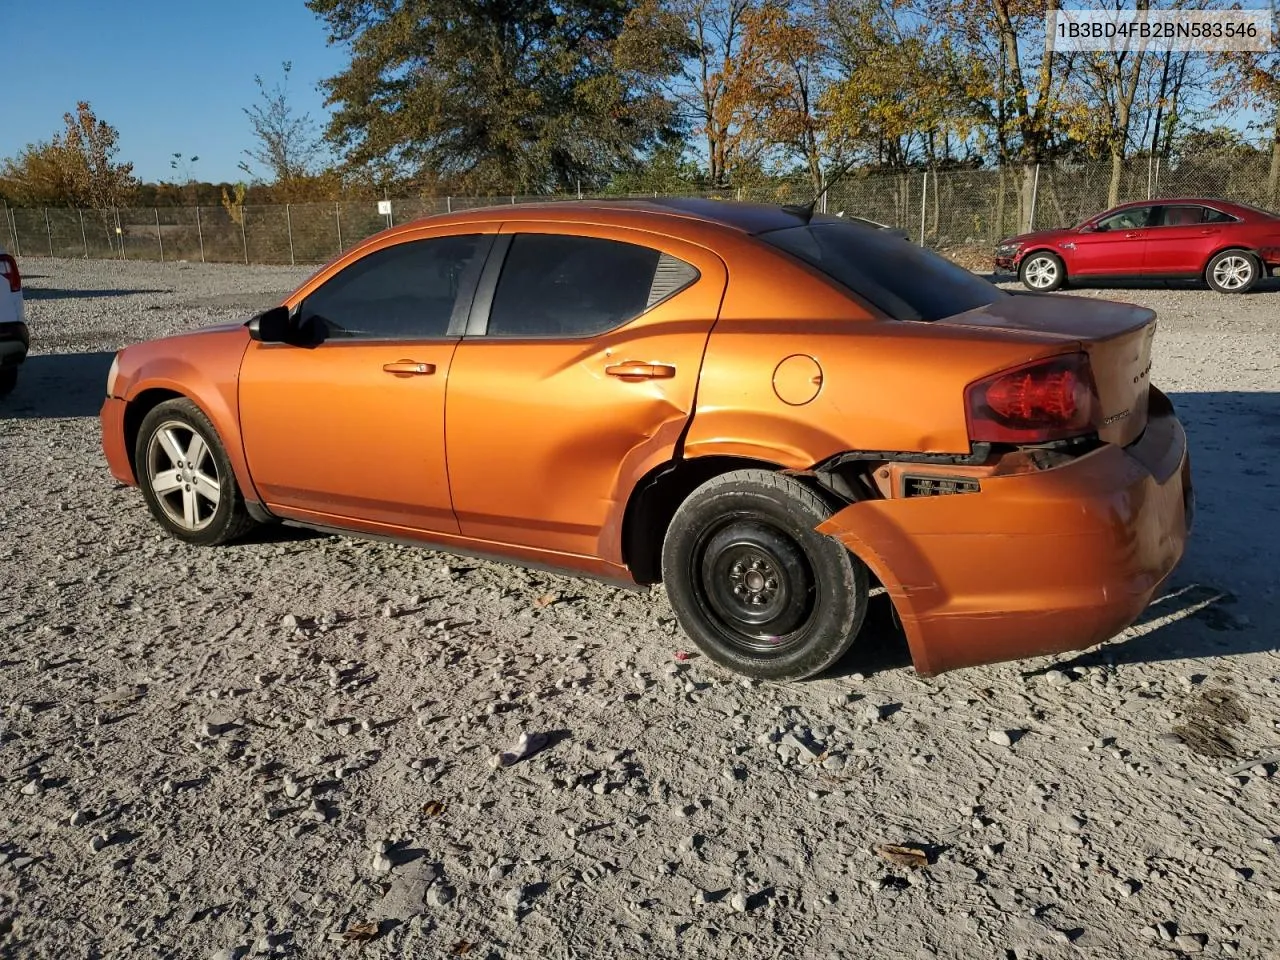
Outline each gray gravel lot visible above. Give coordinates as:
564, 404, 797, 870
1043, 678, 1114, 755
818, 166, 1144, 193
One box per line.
1, 257, 1278, 959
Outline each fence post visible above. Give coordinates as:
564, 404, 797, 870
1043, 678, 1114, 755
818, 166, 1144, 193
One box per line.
334, 202, 343, 254
156, 208, 164, 262
446, 196, 451, 213
286, 203, 295, 266
918, 173, 927, 246
1028, 163, 1041, 232
44, 208, 54, 257
79, 209, 88, 258
115, 207, 125, 259
196, 205, 205, 263
1153, 156, 1161, 196
10, 206, 20, 258
241, 208, 249, 264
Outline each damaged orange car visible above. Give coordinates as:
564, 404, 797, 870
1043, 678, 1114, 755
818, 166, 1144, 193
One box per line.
100, 200, 1192, 680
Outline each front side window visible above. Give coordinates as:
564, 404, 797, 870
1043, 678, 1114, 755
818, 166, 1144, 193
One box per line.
1097, 206, 1155, 231
758, 220, 1006, 322
300, 234, 486, 340
486, 234, 697, 338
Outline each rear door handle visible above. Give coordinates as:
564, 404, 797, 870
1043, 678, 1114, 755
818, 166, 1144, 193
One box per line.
1200, 228, 1221, 235
1124, 231, 1144, 239
605, 361, 676, 380
382, 360, 436, 376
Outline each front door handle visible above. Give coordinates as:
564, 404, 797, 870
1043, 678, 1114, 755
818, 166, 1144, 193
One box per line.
1200, 228, 1221, 235
382, 360, 436, 376
605, 361, 676, 381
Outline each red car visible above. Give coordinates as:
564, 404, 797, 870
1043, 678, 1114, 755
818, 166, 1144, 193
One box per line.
995, 198, 1280, 294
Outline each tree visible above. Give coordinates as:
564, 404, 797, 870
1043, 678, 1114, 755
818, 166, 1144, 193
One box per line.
720, 1, 829, 192
1216, 0, 1280, 206
240, 61, 324, 197
307, 0, 688, 194
0, 101, 136, 208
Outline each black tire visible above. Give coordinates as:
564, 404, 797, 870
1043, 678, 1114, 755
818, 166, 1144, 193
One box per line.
1018, 251, 1066, 292
0, 367, 15, 398
660, 469, 869, 681
133, 397, 257, 546
1204, 249, 1259, 294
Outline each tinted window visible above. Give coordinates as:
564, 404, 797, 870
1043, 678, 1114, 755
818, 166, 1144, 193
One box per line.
1097, 206, 1154, 230
758, 221, 1006, 322
1203, 207, 1237, 223
1155, 205, 1204, 227
300, 235, 485, 339
487, 235, 694, 338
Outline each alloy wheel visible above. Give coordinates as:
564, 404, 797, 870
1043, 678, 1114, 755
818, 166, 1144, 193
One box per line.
1023, 256, 1059, 289
1212, 255, 1253, 290
145, 420, 221, 531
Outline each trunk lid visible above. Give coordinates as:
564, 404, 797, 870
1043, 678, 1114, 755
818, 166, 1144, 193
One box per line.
939, 292, 1156, 447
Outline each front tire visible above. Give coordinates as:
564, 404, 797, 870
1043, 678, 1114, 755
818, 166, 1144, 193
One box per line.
660, 469, 869, 681
1205, 250, 1259, 294
134, 398, 257, 545
1019, 251, 1066, 292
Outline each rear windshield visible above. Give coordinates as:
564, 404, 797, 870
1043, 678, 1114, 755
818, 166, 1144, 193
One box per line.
758, 220, 1007, 322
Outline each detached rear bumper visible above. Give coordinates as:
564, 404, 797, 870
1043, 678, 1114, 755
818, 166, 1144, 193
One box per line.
817, 389, 1192, 676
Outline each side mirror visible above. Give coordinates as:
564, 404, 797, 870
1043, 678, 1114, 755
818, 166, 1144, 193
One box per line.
247, 305, 291, 343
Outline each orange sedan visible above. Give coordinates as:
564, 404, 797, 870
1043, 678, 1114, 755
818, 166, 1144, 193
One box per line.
99, 199, 1193, 680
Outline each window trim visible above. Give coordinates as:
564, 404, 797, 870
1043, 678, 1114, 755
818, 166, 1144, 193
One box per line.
465, 231, 701, 341
293, 233, 495, 344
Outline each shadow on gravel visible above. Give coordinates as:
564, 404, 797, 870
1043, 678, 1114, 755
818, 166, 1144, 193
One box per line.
22, 287, 169, 301
0, 351, 114, 419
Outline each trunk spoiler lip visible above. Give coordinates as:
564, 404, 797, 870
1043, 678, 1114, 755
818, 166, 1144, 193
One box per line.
936, 293, 1157, 344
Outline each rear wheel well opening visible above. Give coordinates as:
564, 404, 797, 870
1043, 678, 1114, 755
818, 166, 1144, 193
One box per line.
622, 454, 868, 585
123, 388, 184, 476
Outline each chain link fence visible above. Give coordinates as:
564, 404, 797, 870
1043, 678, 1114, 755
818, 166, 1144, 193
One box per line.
3, 158, 1275, 266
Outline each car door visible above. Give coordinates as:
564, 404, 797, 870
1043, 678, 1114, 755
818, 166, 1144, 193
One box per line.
238, 229, 495, 532
1067, 205, 1154, 276
444, 225, 727, 561
1143, 204, 1222, 275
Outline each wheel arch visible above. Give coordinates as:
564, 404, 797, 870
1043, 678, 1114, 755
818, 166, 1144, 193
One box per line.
1019, 247, 1067, 276
1203, 244, 1261, 272
621, 453, 853, 585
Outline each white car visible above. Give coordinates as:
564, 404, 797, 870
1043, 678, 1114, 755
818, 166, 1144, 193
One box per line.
0, 243, 27, 396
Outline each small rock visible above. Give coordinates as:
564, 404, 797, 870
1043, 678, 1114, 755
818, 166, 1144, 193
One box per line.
372, 854, 393, 873
1114, 878, 1138, 897
89, 833, 109, 853
69, 809, 92, 827
823, 754, 846, 772
1173, 933, 1206, 953
1156, 921, 1175, 942
20, 777, 43, 796
426, 883, 455, 907
1062, 815, 1086, 834
987, 730, 1014, 748
1043, 669, 1070, 686
281, 614, 299, 629
730, 891, 750, 912
863, 703, 886, 723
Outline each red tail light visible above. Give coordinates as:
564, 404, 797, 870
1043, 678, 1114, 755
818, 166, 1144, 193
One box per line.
965, 353, 1099, 444
0, 255, 19, 293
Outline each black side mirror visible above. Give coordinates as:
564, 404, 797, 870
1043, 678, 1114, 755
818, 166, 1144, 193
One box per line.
247, 305, 291, 343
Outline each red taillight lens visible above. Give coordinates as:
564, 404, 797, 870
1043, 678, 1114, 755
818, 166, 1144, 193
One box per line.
0, 254, 19, 293
965, 353, 1098, 444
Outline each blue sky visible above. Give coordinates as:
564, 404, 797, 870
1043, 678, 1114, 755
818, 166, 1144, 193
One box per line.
3, 0, 347, 183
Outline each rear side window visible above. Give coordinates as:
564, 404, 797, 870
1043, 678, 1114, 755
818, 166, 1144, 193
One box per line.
300, 234, 486, 339
486, 234, 698, 338
758, 221, 1006, 322
1202, 207, 1237, 223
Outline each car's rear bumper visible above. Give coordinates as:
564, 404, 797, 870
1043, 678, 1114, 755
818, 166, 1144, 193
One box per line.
817, 389, 1192, 675
0, 322, 29, 367
100, 396, 136, 485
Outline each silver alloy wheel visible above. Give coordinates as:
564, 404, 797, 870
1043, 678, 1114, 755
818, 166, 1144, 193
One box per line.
145, 420, 221, 531
1212, 254, 1253, 290
1023, 255, 1059, 288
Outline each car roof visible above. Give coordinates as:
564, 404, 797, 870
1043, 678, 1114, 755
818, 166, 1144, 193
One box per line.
1109, 197, 1267, 216
385, 197, 829, 240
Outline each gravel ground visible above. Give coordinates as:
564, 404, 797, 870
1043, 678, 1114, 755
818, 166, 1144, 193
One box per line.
1, 257, 1278, 960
